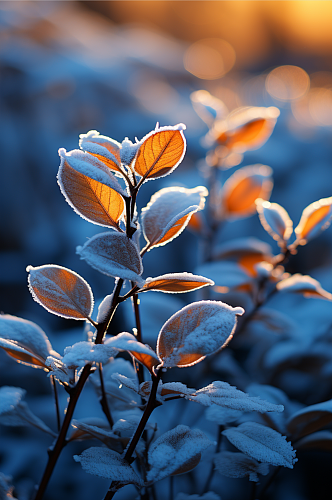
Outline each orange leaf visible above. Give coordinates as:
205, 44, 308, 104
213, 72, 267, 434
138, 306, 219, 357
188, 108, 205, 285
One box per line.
141, 186, 208, 251
214, 106, 279, 152
27, 265, 94, 320
134, 124, 186, 180
131, 350, 159, 373
276, 274, 332, 301
58, 158, 125, 229
256, 199, 293, 247
0, 338, 47, 369
79, 130, 123, 174
294, 197, 332, 245
222, 165, 273, 219
157, 301, 244, 368
139, 273, 214, 294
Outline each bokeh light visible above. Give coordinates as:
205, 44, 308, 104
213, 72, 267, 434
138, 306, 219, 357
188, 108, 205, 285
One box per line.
266, 65, 310, 102
184, 38, 236, 80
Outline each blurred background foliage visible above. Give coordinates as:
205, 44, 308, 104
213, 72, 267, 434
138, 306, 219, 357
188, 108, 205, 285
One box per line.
1, 2, 332, 499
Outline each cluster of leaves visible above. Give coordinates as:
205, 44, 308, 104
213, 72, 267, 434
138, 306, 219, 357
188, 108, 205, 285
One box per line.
1, 92, 332, 500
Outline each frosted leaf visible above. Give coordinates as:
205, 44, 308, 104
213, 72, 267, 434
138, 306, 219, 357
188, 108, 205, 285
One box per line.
214, 451, 270, 482
74, 447, 143, 485
130, 345, 160, 373
141, 186, 208, 251
45, 356, 75, 387
77, 231, 143, 284
276, 274, 332, 301
147, 425, 213, 482
195, 262, 252, 290
96, 294, 114, 323
70, 420, 121, 448
287, 399, 332, 438
212, 106, 279, 152
120, 137, 140, 166
296, 431, 332, 451
256, 199, 293, 247
205, 405, 242, 425
176, 494, 221, 500
0, 386, 55, 435
249, 308, 300, 337
62, 334, 158, 368
223, 422, 297, 468
111, 373, 140, 394
138, 273, 214, 294
134, 123, 186, 181
79, 130, 121, 162
157, 301, 244, 368
190, 89, 228, 127
27, 265, 94, 320
221, 165, 273, 219
0, 314, 54, 363
57, 153, 125, 229
188, 381, 284, 412
294, 196, 332, 245
0, 338, 48, 370
58, 148, 126, 197
104, 333, 159, 360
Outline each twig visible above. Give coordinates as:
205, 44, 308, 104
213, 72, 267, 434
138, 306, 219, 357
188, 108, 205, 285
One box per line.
99, 364, 114, 428
256, 466, 281, 499
103, 369, 163, 500
50, 375, 61, 433
131, 287, 145, 385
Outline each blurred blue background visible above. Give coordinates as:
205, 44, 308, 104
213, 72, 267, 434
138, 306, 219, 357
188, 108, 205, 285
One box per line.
1, 2, 332, 499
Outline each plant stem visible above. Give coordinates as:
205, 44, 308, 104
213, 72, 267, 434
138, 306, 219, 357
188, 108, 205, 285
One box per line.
103, 369, 162, 500
98, 364, 114, 428
131, 287, 144, 385
95, 279, 123, 344
50, 375, 61, 433
34, 364, 93, 500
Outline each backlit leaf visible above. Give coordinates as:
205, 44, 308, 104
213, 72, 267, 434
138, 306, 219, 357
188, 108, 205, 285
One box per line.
58, 149, 127, 197
276, 274, 332, 301
146, 425, 212, 482
223, 421, 297, 468
138, 273, 214, 294
134, 123, 186, 180
157, 301, 244, 368
77, 231, 143, 283
294, 196, 332, 245
222, 165, 273, 219
0, 314, 54, 363
256, 199, 293, 247
79, 130, 123, 174
214, 106, 279, 152
0, 338, 47, 369
74, 447, 143, 485
214, 451, 270, 482
27, 265, 94, 320
58, 156, 125, 229
287, 399, 332, 438
141, 186, 208, 251
130, 345, 160, 373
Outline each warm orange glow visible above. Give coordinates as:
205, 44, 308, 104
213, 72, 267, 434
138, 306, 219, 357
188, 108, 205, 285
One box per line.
296, 204, 331, 241
60, 160, 125, 229
266, 65, 310, 102
135, 127, 185, 179
184, 38, 236, 80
